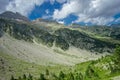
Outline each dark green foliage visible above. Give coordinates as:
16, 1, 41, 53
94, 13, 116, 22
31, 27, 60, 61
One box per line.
67, 72, 74, 80
75, 72, 83, 80
45, 69, 49, 76
28, 74, 33, 80
85, 66, 99, 79
114, 45, 120, 61
10, 75, 15, 80
51, 73, 59, 80
39, 74, 46, 80
18, 76, 22, 80
112, 46, 120, 71
58, 71, 65, 80
23, 74, 27, 80
109, 63, 115, 73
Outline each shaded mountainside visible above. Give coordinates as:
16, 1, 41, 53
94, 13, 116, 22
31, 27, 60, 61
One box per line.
0, 11, 29, 22
54, 28, 116, 53
78, 26, 120, 40
0, 18, 118, 53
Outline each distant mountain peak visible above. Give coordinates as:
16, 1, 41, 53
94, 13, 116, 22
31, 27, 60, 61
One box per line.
0, 11, 30, 22
33, 18, 58, 24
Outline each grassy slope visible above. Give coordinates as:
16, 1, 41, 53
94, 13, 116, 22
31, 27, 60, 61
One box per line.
2, 51, 120, 80
0, 51, 70, 80
0, 34, 105, 80
74, 55, 120, 80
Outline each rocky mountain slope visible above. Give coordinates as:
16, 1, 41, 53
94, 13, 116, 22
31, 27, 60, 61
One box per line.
79, 26, 120, 40
0, 11, 29, 22
0, 17, 107, 65
0, 11, 120, 80
0, 18, 117, 53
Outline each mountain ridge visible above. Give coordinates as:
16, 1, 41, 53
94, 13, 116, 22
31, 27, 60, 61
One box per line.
0, 18, 118, 53
0, 11, 30, 22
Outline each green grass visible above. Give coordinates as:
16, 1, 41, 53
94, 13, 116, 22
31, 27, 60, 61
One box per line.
0, 51, 70, 80
1, 47, 120, 80
1, 51, 120, 80
72, 55, 120, 80
74, 61, 92, 74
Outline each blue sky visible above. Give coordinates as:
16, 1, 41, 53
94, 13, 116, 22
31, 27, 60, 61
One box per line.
29, 1, 61, 20
28, 1, 77, 25
1, 0, 120, 25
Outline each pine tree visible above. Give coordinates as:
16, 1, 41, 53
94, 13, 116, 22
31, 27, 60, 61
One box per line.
18, 76, 22, 80
45, 69, 49, 76
75, 72, 83, 80
85, 65, 99, 79
45, 69, 49, 79
23, 74, 27, 80
58, 71, 65, 80
28, 74, 33, 80
67, 72, 74, 80
51, 73, 58, 80
40, 73, 46, 80
114, 46, 120, 64
10, 75, 15, 80
113, 45, 120, 71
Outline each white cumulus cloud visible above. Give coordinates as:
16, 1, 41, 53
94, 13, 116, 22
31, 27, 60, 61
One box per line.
0, 0, 68, 17
6, 0, 44, 16
57, 20, 64, 24
53, 0, 120, 25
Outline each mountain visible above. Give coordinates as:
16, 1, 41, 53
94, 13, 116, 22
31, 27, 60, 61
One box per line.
33, 18, 58, 23
32, 18, 65, 32
77, 25, 120, 40
0, 18, 117, 53
0, 13, 120, 79
0, 11, 29, 22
